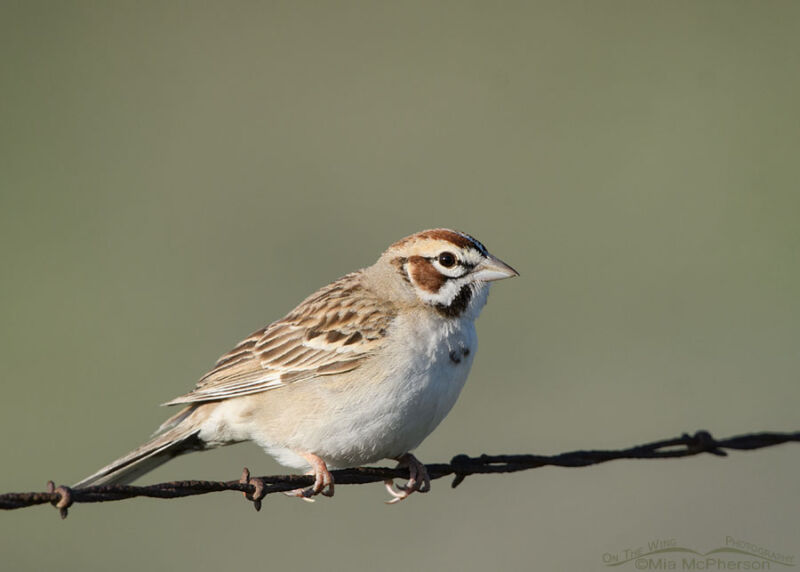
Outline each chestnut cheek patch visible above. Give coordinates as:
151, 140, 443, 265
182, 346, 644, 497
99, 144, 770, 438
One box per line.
408, 256, 446, 293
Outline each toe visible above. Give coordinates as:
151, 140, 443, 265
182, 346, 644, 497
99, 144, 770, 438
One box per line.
384, 480, 410, 504
383, 453, 431, 501
284, 453, 335, 501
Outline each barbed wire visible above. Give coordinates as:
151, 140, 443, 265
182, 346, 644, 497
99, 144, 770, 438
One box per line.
2, 430, 797, 519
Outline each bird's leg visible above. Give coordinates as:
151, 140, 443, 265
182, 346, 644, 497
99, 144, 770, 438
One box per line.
384, 453, 431, 504
284, 453, 334, 501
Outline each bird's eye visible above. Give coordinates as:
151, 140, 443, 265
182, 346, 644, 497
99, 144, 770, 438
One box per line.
438, 251, 457, 268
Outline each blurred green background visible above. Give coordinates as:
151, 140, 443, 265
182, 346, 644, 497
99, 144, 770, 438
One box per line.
2, 2, 798, 570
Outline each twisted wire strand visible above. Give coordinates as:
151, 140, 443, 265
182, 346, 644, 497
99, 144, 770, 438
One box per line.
2, 430, 797, 518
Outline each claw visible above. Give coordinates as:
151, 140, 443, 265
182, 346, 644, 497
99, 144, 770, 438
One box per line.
283, 453, 334, 500
383, 453, 430, 504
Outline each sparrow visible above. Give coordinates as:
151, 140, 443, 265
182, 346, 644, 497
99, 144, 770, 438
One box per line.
75, 229, 518, 503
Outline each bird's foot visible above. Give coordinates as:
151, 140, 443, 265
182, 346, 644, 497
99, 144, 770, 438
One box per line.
384, 453, 430, 504
284, 453, 334, 501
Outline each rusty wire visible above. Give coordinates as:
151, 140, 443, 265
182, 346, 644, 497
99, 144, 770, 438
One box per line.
1, 430, 797, 519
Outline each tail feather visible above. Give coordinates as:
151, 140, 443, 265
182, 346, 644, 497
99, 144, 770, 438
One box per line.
74, 416, 204, 488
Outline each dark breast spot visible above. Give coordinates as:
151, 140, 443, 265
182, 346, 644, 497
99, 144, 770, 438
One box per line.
449, 345, 471, 364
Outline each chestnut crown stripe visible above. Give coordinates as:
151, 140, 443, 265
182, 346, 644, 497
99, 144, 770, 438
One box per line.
389, 228, 489, 256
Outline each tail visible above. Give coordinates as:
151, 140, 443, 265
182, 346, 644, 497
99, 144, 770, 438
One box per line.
74, 406, 204, 488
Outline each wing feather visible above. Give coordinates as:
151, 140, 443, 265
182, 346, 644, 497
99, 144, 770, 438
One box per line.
164, 272, 395, 405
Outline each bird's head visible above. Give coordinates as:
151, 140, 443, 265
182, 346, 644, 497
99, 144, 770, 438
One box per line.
374, 228, 518, 319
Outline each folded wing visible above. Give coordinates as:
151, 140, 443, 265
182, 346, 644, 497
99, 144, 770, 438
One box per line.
165, 272, 396, 405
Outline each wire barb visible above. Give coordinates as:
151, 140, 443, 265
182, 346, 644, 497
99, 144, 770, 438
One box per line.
46, 481, 73, 519
2, 430, 797, 519
239, 467, 267, 512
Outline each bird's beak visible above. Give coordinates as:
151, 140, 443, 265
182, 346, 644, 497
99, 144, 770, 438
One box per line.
473, 254, 520, 282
